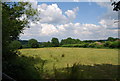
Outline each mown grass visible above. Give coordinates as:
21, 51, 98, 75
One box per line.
18, 47, 119, 79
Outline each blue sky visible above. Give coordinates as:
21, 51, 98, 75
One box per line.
38, 2, 107, 24
20, 2, 118, 42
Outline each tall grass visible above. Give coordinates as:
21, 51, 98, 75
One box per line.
18, 47, 119, 79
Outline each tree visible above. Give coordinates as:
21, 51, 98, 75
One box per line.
9, 40, 22, 50
60, 37, 81, 45
111, 0, 120, 23
2, 2, 39, 58
66, 37, 75, 44
107, 37, 115, 41
111, 1, 120, 11
2, 2, 40, 80
75, 39, 81, 44
41, 41, 52, 47
51, 38, 59, 47
28, 39, 39, 48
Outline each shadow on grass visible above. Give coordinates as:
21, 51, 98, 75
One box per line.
51, 63, 119, 80
3, 53, 120, 81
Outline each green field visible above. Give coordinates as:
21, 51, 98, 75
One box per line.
18, 47, 119, 79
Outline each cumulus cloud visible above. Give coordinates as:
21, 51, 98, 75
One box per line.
40, 24, 58, 35
20, 3, 119, 42
37, 4, 68, 24
36, 4, 79, 24
65, 7, 79, 21
20, 20, 118, 41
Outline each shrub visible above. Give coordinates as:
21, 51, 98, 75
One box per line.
95, 44, 104, 48
9, 40, 22, 50
88, 43, 103, 48
22, 44, 30, 48
103, 41, 112, 48
110, 41, 120, 48
88, 43, 96, 48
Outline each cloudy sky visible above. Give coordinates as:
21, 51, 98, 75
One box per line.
19, 2, 119, 42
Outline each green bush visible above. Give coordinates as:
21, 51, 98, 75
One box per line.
88, 43, 103, 48
81, 43, 89, 48
95, 44, 104, 48
110, 41, 120, 48
9, 40, 22, 50
88, 43, 96, 48
103, 41, 112, 47
61, 41, 120, 49
42, 41, 53, 47
103, 41, 120, 48
22, 44, 30, 48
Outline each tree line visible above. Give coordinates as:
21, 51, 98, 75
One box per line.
9, 37, 120, 49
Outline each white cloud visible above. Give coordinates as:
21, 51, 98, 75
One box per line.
21, 0, 38, 9
37, 4, 68, 24
65, 10, 76, 21
37, 4, 79, 24
20, 20, 118, 41
99, 19, 118, 29
73, 0, 80, 2
65, 7, 79, 21
40, 24, 58, 35
20, 3, 119, 42
20, 3, 79, 25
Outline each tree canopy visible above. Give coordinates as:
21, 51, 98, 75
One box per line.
28, 39, 39, 48
51, 38, 59, 47
2, 2, 39, 58
61, 37, 81, 45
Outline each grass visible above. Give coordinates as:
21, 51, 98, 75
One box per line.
18, 47, 119, 79
19, 47, 118, 65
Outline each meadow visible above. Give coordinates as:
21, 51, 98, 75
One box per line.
18, 47, 119, 79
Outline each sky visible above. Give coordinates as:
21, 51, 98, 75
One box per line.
19, 1, 119, 42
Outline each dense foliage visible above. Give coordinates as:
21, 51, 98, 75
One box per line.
2, 2, 39, 80
9, 40, 22, 50
61, 37, 81, 45
28, 39, 39, 48
107, 37, 118, 41
2, 2, 38, 58
21, 37, 120, 49
51, 38, 59, 47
